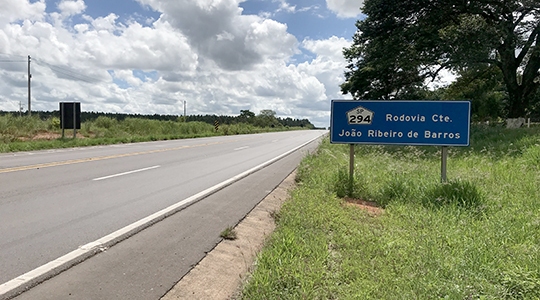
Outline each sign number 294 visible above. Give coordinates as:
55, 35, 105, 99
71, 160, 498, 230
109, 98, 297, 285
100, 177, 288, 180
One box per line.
347, 107, 373, 125
349, 114, 371, 124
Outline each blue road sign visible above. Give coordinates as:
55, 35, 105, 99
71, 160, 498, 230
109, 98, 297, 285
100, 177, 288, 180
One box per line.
330, 100, 471, 146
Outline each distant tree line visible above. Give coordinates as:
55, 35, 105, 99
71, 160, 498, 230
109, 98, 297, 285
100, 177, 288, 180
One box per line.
0, 109, 316, 128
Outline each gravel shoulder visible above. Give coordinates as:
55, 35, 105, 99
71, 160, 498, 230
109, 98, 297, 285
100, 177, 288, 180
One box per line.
161, 170, 297, 300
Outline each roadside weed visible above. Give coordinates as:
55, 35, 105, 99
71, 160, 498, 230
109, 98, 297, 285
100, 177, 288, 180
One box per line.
220, 226, 238, 240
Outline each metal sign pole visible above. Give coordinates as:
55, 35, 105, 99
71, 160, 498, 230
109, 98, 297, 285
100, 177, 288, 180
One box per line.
61, 102, 65, 138
441, 146, 448, 183
73, 103, 77, 139
349, 144, 354, 194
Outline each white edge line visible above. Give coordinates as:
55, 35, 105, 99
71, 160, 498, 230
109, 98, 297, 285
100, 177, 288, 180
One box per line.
0, 133, 325, 300
234, 146, 249, 151
93, 166, 161, 181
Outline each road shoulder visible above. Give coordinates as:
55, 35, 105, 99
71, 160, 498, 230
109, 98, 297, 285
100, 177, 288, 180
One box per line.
161, 170, 296, 300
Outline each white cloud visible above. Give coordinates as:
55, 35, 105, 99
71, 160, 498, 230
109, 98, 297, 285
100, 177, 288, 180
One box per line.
90, 13, 120, 32
326, 0, 362, 18
297, 36, 352, 119
0, 0, 353, 128
303, 36, 349, 60
113, 70, 144, 87
0, 0, 46, 25
137, 0, 297, 70
264, 2, 320, 19
274, 0, 296, 13
57, 0, 87, 17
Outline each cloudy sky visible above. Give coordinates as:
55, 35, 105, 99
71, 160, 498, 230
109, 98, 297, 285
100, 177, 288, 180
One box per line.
0, 0, 365, 127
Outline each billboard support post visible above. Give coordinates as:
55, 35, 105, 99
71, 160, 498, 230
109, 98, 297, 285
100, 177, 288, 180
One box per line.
73, 103, 77, 139
61, 102, 65, 139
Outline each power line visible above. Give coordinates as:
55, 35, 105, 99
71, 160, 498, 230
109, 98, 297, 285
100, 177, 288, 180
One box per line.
0, 53, 26, 61
33, 58, 104, 83
0, 54, 105, 83
0, 55, 104, 117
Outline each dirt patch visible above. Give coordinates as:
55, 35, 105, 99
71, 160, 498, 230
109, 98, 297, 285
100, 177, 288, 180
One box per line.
17, 131, 87, 141
30, 132, 61, 140
343, 197, 384, 216
161, 171, 297, 300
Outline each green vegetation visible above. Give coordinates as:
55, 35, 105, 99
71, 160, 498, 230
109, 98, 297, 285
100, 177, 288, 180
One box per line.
0, 113, 310, 153
220, 226, 238, 240
342, 0, 540, 119
241, 125, 540, 299
0, 109, 315, 128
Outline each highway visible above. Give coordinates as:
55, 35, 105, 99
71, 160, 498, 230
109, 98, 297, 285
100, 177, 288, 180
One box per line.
0, 130, 326, 299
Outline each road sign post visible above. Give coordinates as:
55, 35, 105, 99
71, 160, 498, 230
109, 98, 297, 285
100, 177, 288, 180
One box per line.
441, 146, 448, 183
331, 100, 471, 184
349, 144, 354, 194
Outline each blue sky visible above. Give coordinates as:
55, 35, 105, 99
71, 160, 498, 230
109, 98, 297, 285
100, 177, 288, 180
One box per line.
0, 0, 364, 127
240, 0, 358, 40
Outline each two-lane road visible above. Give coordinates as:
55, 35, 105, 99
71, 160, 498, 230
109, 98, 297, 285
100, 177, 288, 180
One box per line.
0, 130, 326, 298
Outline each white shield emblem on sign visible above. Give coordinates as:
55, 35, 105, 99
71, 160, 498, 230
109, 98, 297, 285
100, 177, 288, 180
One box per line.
347, 106, 374, 125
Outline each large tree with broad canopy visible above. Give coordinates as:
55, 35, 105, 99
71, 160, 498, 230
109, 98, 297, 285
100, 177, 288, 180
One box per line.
341, 0, 540, 118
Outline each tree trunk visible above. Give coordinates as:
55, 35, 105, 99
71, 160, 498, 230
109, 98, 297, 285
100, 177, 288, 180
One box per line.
507, 86, 527, 118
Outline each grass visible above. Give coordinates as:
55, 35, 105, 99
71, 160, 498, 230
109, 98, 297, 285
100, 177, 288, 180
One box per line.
221, 226, 238, 240
0, 114, 307, 153
241, 125, 540, 299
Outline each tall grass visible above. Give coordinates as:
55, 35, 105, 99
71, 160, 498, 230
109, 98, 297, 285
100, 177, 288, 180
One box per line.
0, 115, 306, 153
83, 117, 216, 139
242, 125, 540, 299
0, 114, 52, 142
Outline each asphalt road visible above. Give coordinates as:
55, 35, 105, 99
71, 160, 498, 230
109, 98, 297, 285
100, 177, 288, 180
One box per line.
0, 130, 325, 299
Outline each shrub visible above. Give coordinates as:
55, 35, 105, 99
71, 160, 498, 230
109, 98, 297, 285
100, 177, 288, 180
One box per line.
93, 116, 117, 129
422, 179, 484, 211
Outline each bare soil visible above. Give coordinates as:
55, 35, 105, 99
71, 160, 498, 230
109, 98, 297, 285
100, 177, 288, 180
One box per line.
17, 131, 87, 141
343, 197, 384, 216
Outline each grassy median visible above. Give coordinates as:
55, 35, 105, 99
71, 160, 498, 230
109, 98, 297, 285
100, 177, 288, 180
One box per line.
241, 125, 540, 299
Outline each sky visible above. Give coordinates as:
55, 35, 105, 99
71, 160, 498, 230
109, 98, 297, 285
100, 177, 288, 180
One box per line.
0, 0, 366, 128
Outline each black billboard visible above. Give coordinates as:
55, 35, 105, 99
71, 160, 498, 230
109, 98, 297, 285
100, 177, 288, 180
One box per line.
60, 102, 81, 130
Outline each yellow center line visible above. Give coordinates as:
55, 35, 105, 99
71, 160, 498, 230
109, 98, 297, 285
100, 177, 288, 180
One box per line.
0, 140, 229, 174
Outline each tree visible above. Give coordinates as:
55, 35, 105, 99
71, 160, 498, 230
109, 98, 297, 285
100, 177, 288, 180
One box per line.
238, 109, 255, 124
254, 110, 281, 128
259, 110, 276, 118
342, 0, 540, 118
443, 65, 506, 120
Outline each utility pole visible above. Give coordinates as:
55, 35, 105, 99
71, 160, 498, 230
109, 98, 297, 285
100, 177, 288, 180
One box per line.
184, 100, 186, 121
27, 55, 31, 116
